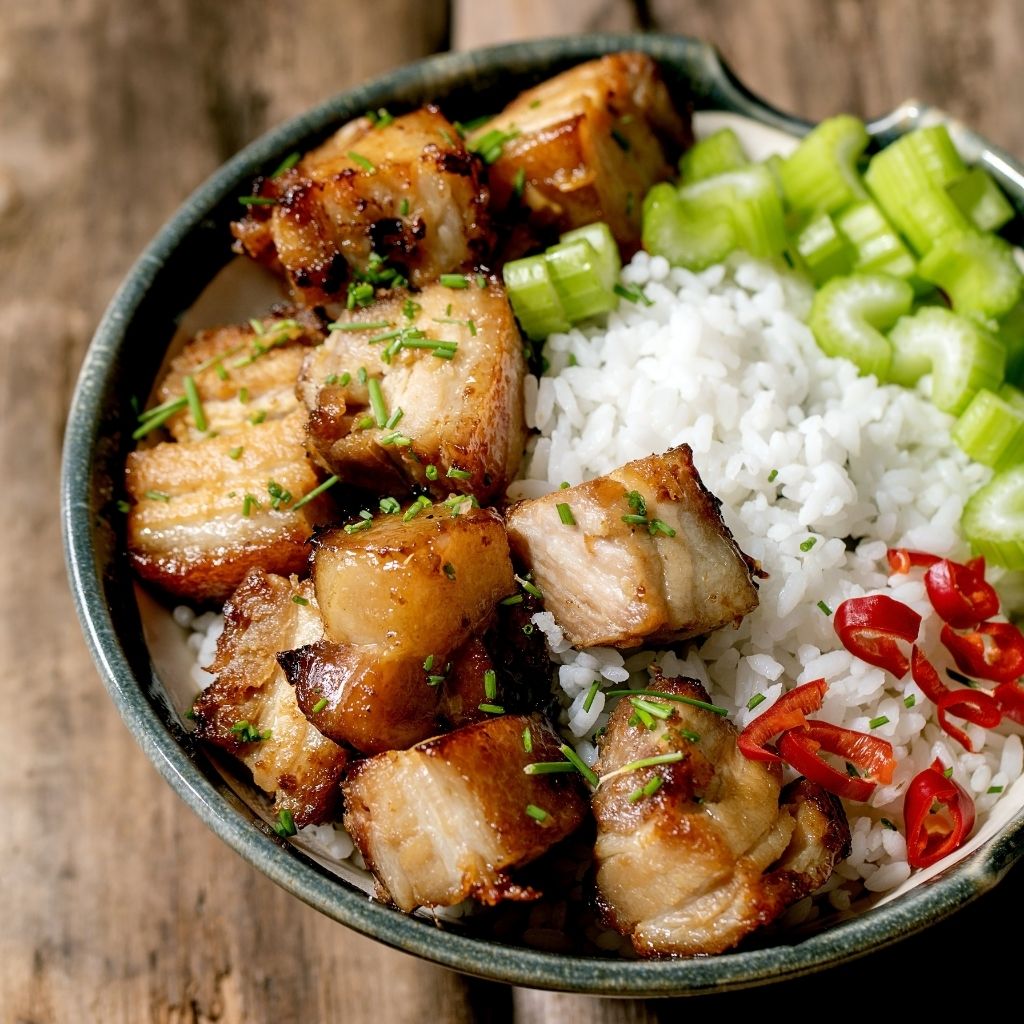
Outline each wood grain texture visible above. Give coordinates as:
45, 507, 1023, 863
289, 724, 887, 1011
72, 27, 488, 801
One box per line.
5, 0, 1024, 1021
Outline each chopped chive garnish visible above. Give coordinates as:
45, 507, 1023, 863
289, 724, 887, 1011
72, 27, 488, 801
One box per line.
768, 468, 779, 482
267, 480, 293, 510
311, 697, 328, 714
292, 594, 309, 605
484, 669, 497, 699
629, 707, 655, 730
439, 273, 469, 289
343, 519, 373, 534
512, 166, 526, 198
348, 282, 375, 309
215, 363, 228, 381
946, 668, 973, 686
869, 715, 889, 729
522, 623, 534, 635
648, 519, 677, 538
116, 499, 131, 513
904, 694, 916, 708
445, 466, 472, 481
679, 729, 701, 743
398, 197, 409, 216
238, 387, 250, 404
132, 398, 188, 439
241, 494, 260, 517
522, 727, 533, 753
291, 475, 339, 511
582, 681, 601, 713
747, 693, 766, 711
423, 654, 435, 671
478, 703, 505, 714
367, 328, 402, 345
402, 298, 421, 320
329, 320, 394, 333
525, 803, 549, 824
425, 464, 438, 481
427, 675, 445, 687
238, 195, 278, 206
626, 490, 647, 516
988, 785, 1004, 794
515, 574, 543, 599
604, 688, 728, 716
379, 431, 412, 446
630, 696, 673, 721
800, 536, 817, 552
556, 502, 576, 526
249, 410, 267, 425
613, 283, 653, 306
443, 562, 456, 580
403, 495, 432, 521
558, 743, 599, 786
501, 594, 524, 606
367, 377, 388, 427
347, 151, 375, 172
470, 127, 519, 164
379, 496, 401, 514
182, 375, 207, 432
230, 720, 268, 743
880, 817, 898, 831
628, 774, 665, 803
560, 481, 571, 490
366, 107, 394, 128
385, 407, 404, 429
943, 766, 954, 779
817, 600, 833, 615
145, 490, 171, 502
355, 415, 374, 430
272, 808, 297, 838
270, 151, 300, 177
621, 513, 648, 525
599, 751, 685, 785
475, 274, 487, 289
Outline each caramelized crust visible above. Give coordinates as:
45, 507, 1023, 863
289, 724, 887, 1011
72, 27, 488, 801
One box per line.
505, 445, 759, 649
342, 714, 588, 911
193, 571, 348, 826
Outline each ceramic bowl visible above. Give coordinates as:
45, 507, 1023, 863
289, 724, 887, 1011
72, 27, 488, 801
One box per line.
62, 33, 1024, 995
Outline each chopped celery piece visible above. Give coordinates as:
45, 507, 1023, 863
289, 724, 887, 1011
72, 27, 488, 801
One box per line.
545, 238, 618, 322
900, 125, 967, 190
948, 166, 1015, 232
835, 201, 917, 279
680, 128, 747, 182
779, 115, 869, 214
999, 382, 1024, 413
918, 229, 1023, 318
900, 186, 971, 255
642, 182, 735, 271
951, 388, 1024, 469
962, 465, 1024, 570
997, 303, 1024, 384
808, 273, 913, 378
678, 164, 786, 259
886, 307, 1004, 414
793, 213, 855, 285
502, 255, 570, 340
559, 222, 621, 293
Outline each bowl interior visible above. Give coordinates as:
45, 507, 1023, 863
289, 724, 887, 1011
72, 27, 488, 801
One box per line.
62, 33, 1024, 995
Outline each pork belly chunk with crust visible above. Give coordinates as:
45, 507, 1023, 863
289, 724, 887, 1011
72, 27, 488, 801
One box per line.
342, 714, 588, 911
231, 106, 491, 305
592, 674, 850, 957
297, 279, 526, 503
505, 445, 759, 649
125, 409, 335, 604
192, 571, 348, 827
278, 503, 515, 754
470, 52, 690, 256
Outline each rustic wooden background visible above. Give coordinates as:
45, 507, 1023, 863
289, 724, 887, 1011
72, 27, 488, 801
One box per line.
5, 1, 1024, 1020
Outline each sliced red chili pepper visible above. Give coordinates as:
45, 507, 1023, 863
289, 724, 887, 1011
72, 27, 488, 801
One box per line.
834, 595, 922, 677
935, 688, 1002, 752
994, 680, 1024, 725
903, 761, 976, 868
924, 558, 1000, 629
910, 645, 950, 704
737, 678, 827, 764
777, 727, 877, 801
886, 548, 941, 574
941, 621, 1024, 682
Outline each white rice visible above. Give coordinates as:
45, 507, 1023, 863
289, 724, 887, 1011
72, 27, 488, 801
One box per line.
516, 251, 1024, 901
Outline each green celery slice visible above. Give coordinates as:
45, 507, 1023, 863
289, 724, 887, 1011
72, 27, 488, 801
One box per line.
900, 186, 971, 255
999, 382, 1024, 414
835, 201, 917, 279
559, 222, 621, 293
544, 238, 619, 322
779, 115, 869, 214
808, 273, 913, 378
793, 212, 855, 285
917, 229, 1023, 319
998, 304, 1024, 385
679, 128, 747, 182
900, 125, 967, 190
962, 465, 1024, 570
642, 182, 735, 271
948, 166, 1016, 232
886, 306, 1004, 413
951, 388, 1024, 469
678, 164, 787, 259
502, 255, 571, 341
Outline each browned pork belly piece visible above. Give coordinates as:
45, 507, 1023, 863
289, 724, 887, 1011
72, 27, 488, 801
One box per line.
297, 279, 526, 503
192, 571, 348, 827
125, 409, 335, 604
155, 309, 327, 442
470, 52, 690, 256
342, 714, 588, 911
278, 504, 515, 753
231, 106, 492, 305
592, 674, 850, 957
505, 445, 759, 649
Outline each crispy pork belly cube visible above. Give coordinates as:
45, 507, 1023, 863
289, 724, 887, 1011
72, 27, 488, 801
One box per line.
505, 445, 759, 649
277, 504, 515, 753
592, 674, 849, 957
298, 280, 526, 502
125, 410, 335, 604
155, 309, 327, 442
192, 571, 348, 827
231, 107, 492, 305
342, 714, 588, 911
470, 52, 690, 255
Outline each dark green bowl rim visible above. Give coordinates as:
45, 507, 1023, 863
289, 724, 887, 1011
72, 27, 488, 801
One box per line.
61, 32, 1024, 996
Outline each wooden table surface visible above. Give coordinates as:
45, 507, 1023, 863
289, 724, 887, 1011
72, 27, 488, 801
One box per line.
5, 1, 1024, 1020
